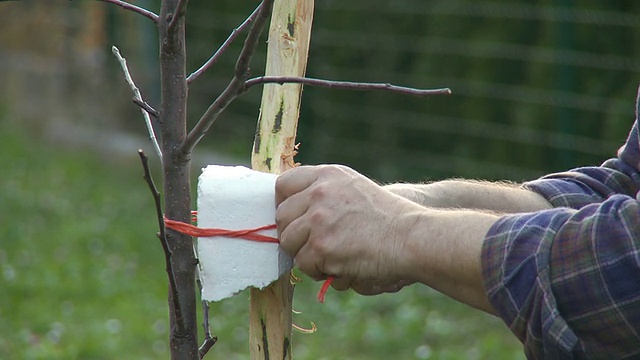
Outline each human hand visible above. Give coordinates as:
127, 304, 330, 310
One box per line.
275, 165, 417, 293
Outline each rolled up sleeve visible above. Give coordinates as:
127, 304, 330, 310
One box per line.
482, 195, 640, 359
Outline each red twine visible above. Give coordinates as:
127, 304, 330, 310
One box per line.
164, 219, 280, 243
317, 276, 333, 303
164, 214, 334, 303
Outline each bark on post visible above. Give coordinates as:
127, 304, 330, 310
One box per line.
249, 1, 315, 359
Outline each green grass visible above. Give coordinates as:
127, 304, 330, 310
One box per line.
0, 123, 524, 359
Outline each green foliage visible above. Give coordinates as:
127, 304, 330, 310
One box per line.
0, 125, 168, 359
0, 125, 523, 359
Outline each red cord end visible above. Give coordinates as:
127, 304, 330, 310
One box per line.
317, 276, 334, 303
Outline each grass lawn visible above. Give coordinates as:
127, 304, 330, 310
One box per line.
0, 122, 524, 359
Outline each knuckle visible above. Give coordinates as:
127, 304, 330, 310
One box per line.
309, 235, 331, 257
320, 164, 350, 176
333, 164, 352, 173
308, 207, 327, 226
309, 182, 329, 201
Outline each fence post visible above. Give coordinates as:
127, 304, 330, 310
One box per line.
249, 1, 314, 359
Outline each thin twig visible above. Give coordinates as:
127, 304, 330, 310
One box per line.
167, 0, 189, 35
137, 150, 186, 335
179, 0, 275, 155
133, 98, 159, 119
233, 0, 272, 79
112, 46, 163, 160
198, 300, 218, 359
244, 76, 452, 97
195, 264, 217, 358
187, 3, 262, 84
96, 0, 159, 24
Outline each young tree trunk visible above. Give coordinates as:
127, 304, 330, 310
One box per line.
158, 0, 199, 358
249, 1, 315, 359
106, 2, 443, 359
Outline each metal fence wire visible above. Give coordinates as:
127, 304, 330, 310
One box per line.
185, 1, 640, 182
2, 0, 640, 183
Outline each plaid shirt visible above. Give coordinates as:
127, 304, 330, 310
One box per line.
482, 119, 640, 359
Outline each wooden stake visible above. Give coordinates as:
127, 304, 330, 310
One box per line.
250, 1, 314, 359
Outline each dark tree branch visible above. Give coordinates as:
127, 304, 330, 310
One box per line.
187, 3, 262, 85
232, 0, 272, 79
137, 150, 185, 335
96, 0, 159, 23
179, 0, 274, 155
167, 0, 189, 36
198, 300, 218, 359
133, 98, 160, 119
244, 76, 452, 97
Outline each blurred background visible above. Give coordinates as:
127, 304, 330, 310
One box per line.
1, 0, 639, 359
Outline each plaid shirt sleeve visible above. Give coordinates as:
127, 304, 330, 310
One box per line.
482, 120, 640, 359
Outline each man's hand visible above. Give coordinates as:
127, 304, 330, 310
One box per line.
275, 165, 416, 294
276, 164, 499, 314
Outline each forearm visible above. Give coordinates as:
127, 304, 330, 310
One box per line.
396, 205, 499, 314
385, 179, 552, 213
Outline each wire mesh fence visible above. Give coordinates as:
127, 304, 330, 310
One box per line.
2, 1, 639, 359
1, 0, 639, 183
186, 0, 640, 182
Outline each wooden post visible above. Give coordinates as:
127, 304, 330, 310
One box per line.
249, 1, 314, 359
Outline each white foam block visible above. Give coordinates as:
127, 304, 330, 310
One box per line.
196, 165, 293, 302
